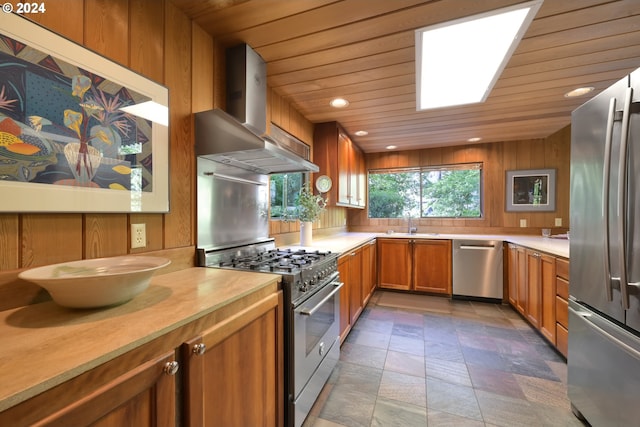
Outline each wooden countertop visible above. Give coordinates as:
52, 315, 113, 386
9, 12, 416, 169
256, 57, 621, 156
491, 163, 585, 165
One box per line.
286, 232, 570, 259
0, 267, 280, 412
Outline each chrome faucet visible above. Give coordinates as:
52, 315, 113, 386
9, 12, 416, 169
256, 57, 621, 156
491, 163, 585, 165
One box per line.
408, 216, 417, 234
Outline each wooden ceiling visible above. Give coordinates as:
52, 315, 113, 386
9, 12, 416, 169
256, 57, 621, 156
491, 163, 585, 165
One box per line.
172, 0, 640, 152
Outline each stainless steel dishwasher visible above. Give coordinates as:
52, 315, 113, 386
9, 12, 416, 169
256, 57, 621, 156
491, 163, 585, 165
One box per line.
452, 240, 503, 300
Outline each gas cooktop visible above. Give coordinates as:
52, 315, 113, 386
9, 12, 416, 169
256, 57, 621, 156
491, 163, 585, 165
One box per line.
218, 248, 335, 274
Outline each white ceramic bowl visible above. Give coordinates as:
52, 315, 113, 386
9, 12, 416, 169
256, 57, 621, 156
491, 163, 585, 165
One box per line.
18, 256, 171, 308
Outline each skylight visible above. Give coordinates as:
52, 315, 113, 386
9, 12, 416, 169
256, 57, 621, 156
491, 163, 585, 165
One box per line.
415, 0, 542, 111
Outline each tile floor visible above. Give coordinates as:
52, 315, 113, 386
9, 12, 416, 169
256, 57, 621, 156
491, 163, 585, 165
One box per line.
303, 291, 587, 427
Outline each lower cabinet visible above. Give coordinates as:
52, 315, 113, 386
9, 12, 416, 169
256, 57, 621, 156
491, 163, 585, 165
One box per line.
539, 253, 557, 344
0, 350, 179, 427
413, 239, 452, 294
555, 258, 570, 357
338, 239, 377, 343
377, 238, 412, 290
378, 238, 452, 295
361, 239, 377, 307
1, 290, 283, 427
508, 243, 569, 357
338, 255, 350, 342
182, 292, 283, 427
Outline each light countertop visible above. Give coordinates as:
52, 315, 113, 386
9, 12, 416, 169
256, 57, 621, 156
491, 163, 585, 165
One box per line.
0, 267, 280, 413
287, 232, 569, 259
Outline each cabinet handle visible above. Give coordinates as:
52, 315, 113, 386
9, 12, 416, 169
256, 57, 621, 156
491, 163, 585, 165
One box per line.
351, 252, 356, 256
192, 343, 207, 356
163, 361, 179, 376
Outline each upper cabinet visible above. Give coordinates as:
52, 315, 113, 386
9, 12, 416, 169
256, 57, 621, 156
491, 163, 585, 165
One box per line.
314, 122, 366, 209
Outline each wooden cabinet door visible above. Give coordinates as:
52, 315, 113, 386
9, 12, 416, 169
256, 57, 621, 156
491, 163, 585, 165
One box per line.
377, 238, 412, 290
16, 351, 177, 427
413, 239, 452, 294
507, 244, 518, 307
337, 255, 351, 342
539, 254, 557, 343
348, 247, 364, 325
525, 250, 541, 328
350, 144, 366, 208
355, 147, 366, 208
183, 292, 283, 427
361, 239, 377, 305
337, 133, 351, 205
515, 246, 527, 315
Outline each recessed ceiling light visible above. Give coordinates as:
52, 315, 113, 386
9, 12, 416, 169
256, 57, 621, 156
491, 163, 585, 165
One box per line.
415, 0, 542, 110
467, 137, 482, 142
564, 87, 595, 98
355, 130, 368, 136
330, 98, 349, 108
386, 145, 397, 150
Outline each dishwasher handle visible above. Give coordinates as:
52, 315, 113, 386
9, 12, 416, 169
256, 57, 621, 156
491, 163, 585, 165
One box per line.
458, 244, 496, 250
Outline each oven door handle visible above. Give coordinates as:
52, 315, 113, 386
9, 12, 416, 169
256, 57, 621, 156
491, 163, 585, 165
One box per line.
299, 282, 344, 316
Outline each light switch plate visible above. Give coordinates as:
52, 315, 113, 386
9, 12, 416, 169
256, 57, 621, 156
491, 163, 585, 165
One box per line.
555, 218, 562, 226
131, 224, 146, 248
519, 219, 527, 227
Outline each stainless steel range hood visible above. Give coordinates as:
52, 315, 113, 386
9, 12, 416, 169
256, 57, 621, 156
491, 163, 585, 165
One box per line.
195, 109, 318, 174
195, 44, 318, 175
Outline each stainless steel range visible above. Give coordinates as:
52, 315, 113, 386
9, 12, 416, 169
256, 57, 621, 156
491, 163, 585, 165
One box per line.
198, 240, 342, 427
195, 42, 333, 427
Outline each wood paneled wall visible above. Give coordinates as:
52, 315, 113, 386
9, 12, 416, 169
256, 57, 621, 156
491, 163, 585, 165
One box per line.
0, 0, 336, 308
267, 88, 348, 247
0, 0, 202, 309
349, 125, 571, 235
0, 0, 196, 275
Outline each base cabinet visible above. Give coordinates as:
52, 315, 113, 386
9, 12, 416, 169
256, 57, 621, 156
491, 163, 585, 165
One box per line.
338, 240, 376, 343
1, 290, 283, 427
413, 240, 452, 294
507, 244, 568, 357
378, 238, 452, 295
555, 258, 570, 357
377, 238, 412, 290
182, 292, 283, 427
0, 350, 178, 427
361, 239, 377, 306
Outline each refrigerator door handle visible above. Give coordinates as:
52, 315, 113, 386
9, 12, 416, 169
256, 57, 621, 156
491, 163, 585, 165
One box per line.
617, 87, 633, 309
602, 97, 616, 302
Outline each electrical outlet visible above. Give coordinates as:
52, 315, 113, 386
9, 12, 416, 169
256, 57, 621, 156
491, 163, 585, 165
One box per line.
555, 217, 563, 227
520, 219, 527, 228
131, 223, 146, 249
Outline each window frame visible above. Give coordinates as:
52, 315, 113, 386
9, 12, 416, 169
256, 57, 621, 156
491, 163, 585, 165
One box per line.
367, 162, 484, 219
268, 172, 309, 220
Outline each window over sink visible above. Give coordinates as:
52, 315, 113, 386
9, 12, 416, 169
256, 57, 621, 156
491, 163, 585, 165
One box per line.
368, 163, 483, 219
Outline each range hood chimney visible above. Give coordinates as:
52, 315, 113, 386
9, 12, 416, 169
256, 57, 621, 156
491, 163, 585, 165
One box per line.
195, 44, 319, 175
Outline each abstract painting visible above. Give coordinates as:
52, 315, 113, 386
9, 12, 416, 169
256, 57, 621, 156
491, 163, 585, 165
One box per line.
0, 13, 168, 212
505, 169, 556, 212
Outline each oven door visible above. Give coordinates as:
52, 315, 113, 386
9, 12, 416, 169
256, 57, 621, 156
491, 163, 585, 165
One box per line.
293, 279, 343, 398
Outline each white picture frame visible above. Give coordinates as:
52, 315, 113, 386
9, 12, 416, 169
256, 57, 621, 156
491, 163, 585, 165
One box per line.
0, 13, 169, 212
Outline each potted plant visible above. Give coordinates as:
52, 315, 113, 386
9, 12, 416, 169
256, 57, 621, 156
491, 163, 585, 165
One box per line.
295, 183, 326, 246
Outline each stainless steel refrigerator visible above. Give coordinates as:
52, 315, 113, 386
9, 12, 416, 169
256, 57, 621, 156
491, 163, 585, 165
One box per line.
569, 66, 640, 426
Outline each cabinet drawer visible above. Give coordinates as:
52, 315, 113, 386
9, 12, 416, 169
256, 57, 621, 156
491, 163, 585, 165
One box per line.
556, 295, 568, 328
556, 323, 568, 358
556, 258, 569, 280
556, 276, 569, 299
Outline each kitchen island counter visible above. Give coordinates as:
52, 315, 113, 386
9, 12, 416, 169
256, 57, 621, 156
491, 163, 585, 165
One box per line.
0, 267, 281, 414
